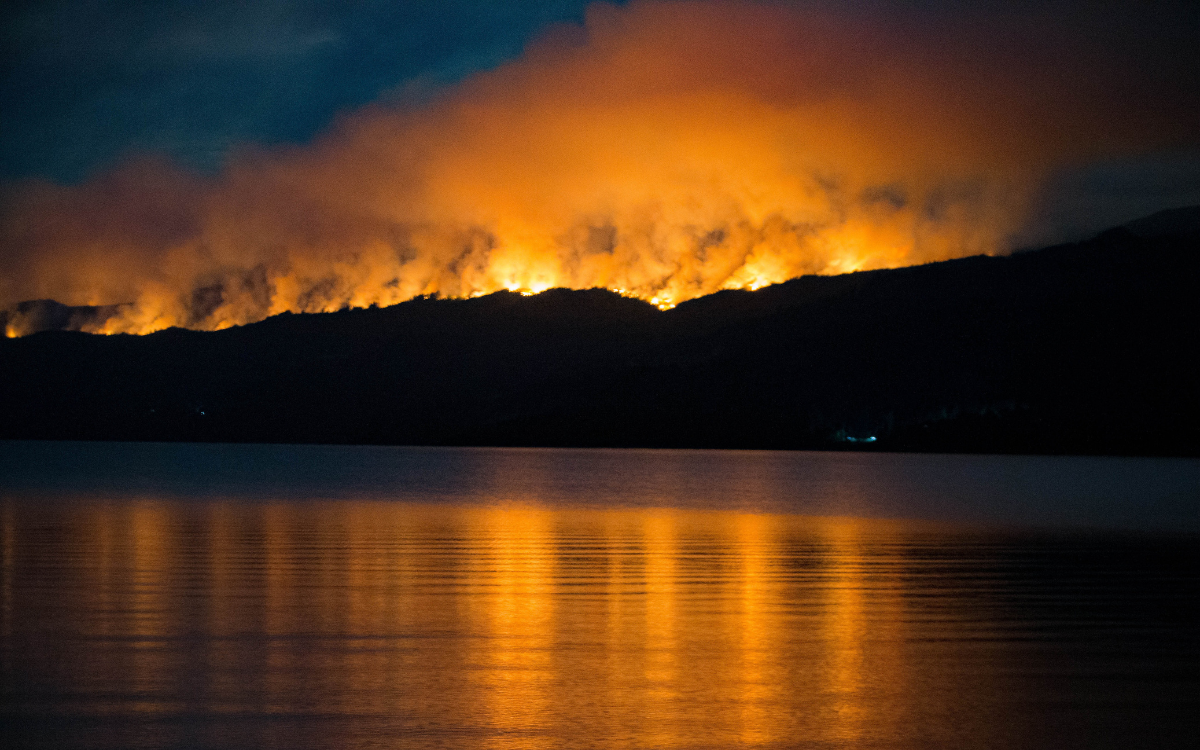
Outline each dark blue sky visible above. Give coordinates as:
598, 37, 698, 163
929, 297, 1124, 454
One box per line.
1, 1, 609, 181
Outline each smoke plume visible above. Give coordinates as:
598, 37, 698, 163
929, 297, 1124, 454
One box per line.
2, 0, 1196, 335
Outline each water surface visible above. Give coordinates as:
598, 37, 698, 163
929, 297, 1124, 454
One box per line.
2, 443, 1198, 748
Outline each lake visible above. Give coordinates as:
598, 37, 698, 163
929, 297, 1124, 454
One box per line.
2, 442, 1198, 748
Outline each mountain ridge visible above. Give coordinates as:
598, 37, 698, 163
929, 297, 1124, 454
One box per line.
3, 209, 1198, 455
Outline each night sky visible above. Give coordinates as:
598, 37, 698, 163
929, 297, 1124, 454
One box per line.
2, 0, 1199, 330
2, 1, 609, 181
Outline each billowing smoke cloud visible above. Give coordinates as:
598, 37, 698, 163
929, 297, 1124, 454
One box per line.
2, 0, 1197, 334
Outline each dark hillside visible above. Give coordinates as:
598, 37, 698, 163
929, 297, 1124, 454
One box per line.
2, 213, 1198, 455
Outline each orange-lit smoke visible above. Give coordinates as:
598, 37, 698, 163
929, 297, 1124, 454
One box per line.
1, 1, 1193, 334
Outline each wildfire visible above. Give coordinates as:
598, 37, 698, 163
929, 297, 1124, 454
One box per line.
1, 1, 1184, 337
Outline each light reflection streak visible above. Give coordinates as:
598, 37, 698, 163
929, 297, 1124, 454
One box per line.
470, 507, 557, 749
822, 519, 868, 742
127, 502, 172, 717
734, 512, 781, 746
204, 502, 238, 712
642, 511, 681, 747
261, 504, 292, 716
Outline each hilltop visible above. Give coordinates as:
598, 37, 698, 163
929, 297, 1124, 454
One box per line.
3, 208, 1198, 455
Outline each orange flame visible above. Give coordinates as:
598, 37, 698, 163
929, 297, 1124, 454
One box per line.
1, 1, 1189, 335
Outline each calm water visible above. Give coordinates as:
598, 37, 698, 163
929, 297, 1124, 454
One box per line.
2, 443, 1198, 749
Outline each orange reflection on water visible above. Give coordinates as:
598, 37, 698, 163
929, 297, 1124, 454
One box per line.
1, 499, 923, 748
822, 518, 869, 742
124, 502, 177, 717
641, 511, 681, 747
733, 512, 783, 746
466, 506, 557, 749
